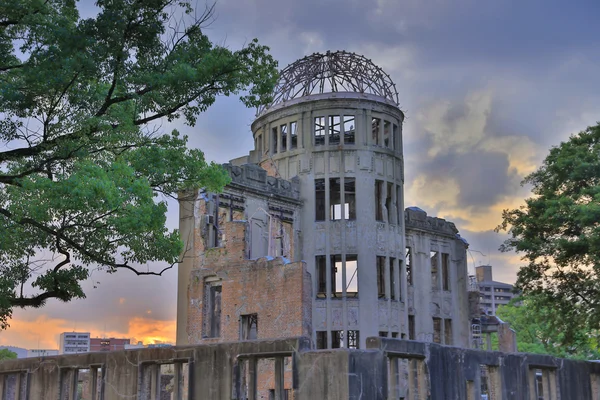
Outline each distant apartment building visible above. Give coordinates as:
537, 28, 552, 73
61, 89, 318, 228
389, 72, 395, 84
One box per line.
89, 337, 130, 352
59, 332, 90, 354
476, 265, 517, 315
26, 349, 59, 358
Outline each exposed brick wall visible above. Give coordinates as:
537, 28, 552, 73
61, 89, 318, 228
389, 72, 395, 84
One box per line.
187, 220, 311, 344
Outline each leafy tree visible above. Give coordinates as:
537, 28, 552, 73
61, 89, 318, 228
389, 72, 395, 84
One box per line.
498, 123, 600, 353
496, 296, 600, 359
0, 0, 278, 329
0, 348, 17, 360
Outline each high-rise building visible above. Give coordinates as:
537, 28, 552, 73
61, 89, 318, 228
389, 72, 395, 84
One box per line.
177, 51, 471, 351
59, 332, 90, 354
476, 265, 517, 315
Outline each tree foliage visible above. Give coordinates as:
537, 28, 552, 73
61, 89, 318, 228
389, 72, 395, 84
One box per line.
498, 123, 600, 351
0, 0, 278, 329
496, 296, 600, 359
0, 348, 17, 360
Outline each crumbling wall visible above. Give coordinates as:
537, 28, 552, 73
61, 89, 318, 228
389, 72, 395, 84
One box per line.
405, 207, 470, 348
3, 338, 600, 399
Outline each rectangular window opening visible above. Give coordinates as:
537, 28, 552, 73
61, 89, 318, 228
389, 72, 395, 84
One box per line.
240, 314, 258, 340
433, 317, 442, 344
348, 330, 359, 349
377, 256, 386, 298
280, 124, 287, 152
375, 180, 384, 221
329, 115, 341, 145
386, 182, 393, 223
534, 368, 544, 400
345, 178, 356, 220
372, 117, 381, 145
406, 247, 413, 286
333, 255, 358, 298
408, 315, 415, 340
390, 257, 396, 300
316, 331, 327, 349
431, 251, 439, 290
314, 116, 325, 146
393, 123, 399, 151
379, 331, 388, 337
343, 115, 355, 144
330, 178, 342, 220
480, 365, 490, 400
384, 120, 391, 148
442, 253, 450, 291
332, 331, 343, 349
290, 121, 298, 149
272, 126, 278, 154
444, 319, 452, 345
316, 256, 326, 298
315, 179, 325, 221
203, 279, 222, 338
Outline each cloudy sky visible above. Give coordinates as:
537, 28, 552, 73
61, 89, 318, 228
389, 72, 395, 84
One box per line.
3, 0, 600, 350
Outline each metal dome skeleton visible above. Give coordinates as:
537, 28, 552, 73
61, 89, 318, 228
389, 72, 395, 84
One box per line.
257, 51, 399, 116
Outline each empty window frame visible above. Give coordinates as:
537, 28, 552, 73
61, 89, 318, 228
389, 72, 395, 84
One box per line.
444, 319, 452, 345
272, 126, 278, 154
390, 258, 397, 300
240, 314, 258, 340
442, 253, 450, 291
332, 255, 358, 298
393, 123, 399, 151
433, 317, 442, 344
406, 247, 413, 286
316, 255, 327, 298
290, 121, 298, 149
203, 278, 222, 338
388, 357, 427, 400
343, 115, 355, 144
345, 178, 356, 220
315, 179, 325, 221
330, 178, 342, 220
375, 180, 384, 221
379, 331, 388, 337
328, 115, 341, 145
377, 256, 386, 298
280, 123, 288, 152
316, 331, 327, 349
396, 185, 403, 224
530, 368, 557, 400
383, 120, 392, 148
408, 315, 416, 340
314, 116, 325, 146
347, 330, 359, 349
386, 182, 393, 223
331, 331, 343, 349
372, 117, 381, 145
431, 251, 439, 290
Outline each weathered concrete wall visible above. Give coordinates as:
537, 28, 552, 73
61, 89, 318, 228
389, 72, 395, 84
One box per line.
405, 207, 470, 348
2, 337, 600, 399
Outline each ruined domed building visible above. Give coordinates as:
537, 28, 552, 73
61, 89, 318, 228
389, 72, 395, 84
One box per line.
176, 51, 471, 352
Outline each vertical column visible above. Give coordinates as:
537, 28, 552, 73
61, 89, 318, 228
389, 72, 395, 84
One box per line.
173, 362, 183, 400
274, 357, 285, 400
248, 358, 257, 400
90, 367, 98, 400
